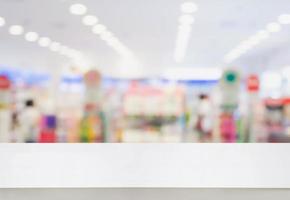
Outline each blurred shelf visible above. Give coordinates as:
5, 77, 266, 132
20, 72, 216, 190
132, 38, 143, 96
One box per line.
0, 144, 289, 188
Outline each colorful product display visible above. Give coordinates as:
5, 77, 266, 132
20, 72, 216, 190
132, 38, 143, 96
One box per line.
215, 69, 246, 143
39, 115, 57, 143
1, 68, 290, 143
120, 82, 186, 142
0, 75, 11, 142
80, 70, 106, 142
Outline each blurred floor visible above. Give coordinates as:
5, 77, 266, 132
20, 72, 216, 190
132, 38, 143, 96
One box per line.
0, 189, 290, 200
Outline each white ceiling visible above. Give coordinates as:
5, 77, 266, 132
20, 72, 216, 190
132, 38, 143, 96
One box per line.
0, 0, 290, 77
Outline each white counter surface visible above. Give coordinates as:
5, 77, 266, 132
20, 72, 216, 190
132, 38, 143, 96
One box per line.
0, 144, 289, 188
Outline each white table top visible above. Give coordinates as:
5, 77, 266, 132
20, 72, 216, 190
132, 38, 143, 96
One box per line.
0, 144, 289, 188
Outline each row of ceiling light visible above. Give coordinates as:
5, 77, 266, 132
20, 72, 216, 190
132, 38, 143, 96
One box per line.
224, 14, 290, 64
0, 16, 83, 61
69, 3, 133, 58
173, 1, 198, 63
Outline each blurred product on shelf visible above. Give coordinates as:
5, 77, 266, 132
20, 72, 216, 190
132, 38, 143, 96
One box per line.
246, 74, 263, 142
80, 69, 106, 142
216, 69, 245, 143
121, 82, 185, 142
1, 67, 290, 143
39, 115, 57, 143
0, 75, 11, 142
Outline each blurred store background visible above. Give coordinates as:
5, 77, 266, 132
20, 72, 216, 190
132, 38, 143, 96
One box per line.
0, 0, 290, 143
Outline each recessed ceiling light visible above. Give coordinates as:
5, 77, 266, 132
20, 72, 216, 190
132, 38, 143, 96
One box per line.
235, 46, 247, 54
82, 15, 98, 26
239, 41, 253, 50
66, 49, 76, 58
256, 30, 269, 40
0, 17, 5, 27
71, 50, 83, 59
100, 31, 113, 40
68, 3, 133, 59
174, 47, 187, 63
49, 42, 61, 52
247, 36, 260, 46
106, 37, 120, 47
174, 3, 197, 63
179, 15, 195, 25
117, 47, 132, 57
64, 48, 74, 58
9, 25, 24, 35
70, 4, 87, 15
224, 52, 239, 63
25, 32, 39, 42
266, 22, 281, 33
278, 14, 290, 24
180, 2, 198, 14
178, 24, 192, 33
92, 24, 106, 34
38, 37, 51, 47
223, 15, 285, 63
60, 46, 69, 55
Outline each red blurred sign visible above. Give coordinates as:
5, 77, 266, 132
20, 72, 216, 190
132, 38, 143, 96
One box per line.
264, 98, 283, 107
39, 130, 56, 143
247, 75, 259, 92
0, 75, 10, 90
84, 70, 101, 87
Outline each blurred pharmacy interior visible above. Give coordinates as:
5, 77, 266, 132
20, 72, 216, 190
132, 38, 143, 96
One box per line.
1, 0, 290, 143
